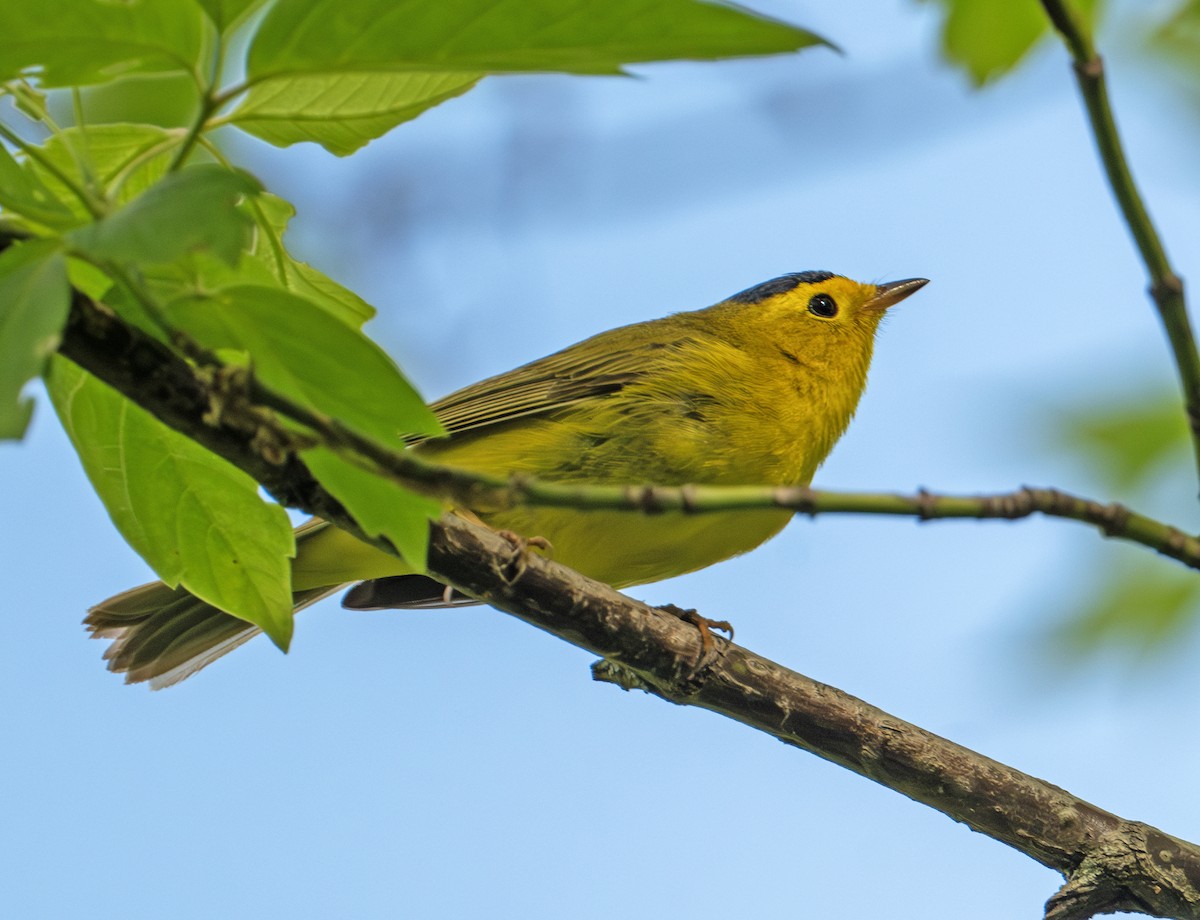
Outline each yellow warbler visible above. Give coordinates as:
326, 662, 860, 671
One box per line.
88, 271, 927, 686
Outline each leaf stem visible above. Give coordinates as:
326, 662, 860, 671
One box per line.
168, 33, 230, 173
198, 136, 291, 280
104, 132, 188, 201
208, 80, 252, 114
1040, 0, 1200, 490
167, 93, 217, 172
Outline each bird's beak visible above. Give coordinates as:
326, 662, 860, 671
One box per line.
865, 277, 929, 311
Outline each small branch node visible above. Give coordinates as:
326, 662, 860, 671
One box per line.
679, 484, 699, 514
791, 486, 818, 516
638, 485, 664, 514
1011, 486, 1037, 517
1072, 54, 1104, 80
624, 484, 665, 514
1149, 273, 1185, 303
1038, 487, 1076, 517
1097, 502, 1132, 538
915, 487, 937, 521
1164, 527, 1189, 557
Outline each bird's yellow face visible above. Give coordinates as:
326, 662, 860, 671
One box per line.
715, 271, 926, 378
697, 271, 927, 485
724, 271, 926, 342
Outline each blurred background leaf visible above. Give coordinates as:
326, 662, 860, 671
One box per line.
1037, 383, 1198, 659
1049, 552, 1200, 661
1046, 388, 1189, 493
924, 0, 1103, 84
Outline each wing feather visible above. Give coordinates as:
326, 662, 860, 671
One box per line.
420, 320, 696, 440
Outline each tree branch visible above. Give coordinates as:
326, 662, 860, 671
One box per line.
55, 272, 1200, 920
1040, 0, 1200, 490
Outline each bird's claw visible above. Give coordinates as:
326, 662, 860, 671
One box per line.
497, 530, 554, 584
657, 603, 734, 656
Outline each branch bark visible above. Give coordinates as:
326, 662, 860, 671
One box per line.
55, 273, 1200, 920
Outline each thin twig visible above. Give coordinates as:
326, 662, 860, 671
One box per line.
1040, 0, 1200, 489
224, 378, 1200, 576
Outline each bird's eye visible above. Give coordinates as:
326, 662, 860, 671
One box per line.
808, 293, 838, 318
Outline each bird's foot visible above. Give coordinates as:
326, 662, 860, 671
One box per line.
496, 530, 554, 584
657, 603, 734, 656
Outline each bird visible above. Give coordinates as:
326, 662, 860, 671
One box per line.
85, 271, 927, 687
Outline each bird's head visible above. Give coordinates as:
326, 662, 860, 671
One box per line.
724, 271, 928, 341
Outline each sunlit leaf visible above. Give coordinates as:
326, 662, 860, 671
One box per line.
246, 194, 375, 326
98, 193, 374, 335
165, 285, 441, 443
304, 447, 440, 569
69, 164, 259, 267
10, 81, 49, 122
45, 358, 296, 649
66, 257, 116, 301
0, 0, 207, 88
27, 125, 183, 222
0, 145, 78, 230
248, 0, 826, 80
194, 0, 270, 33
0, 240, 69, 440
924, 0, 1102, 86
230, 71, 480, 155
81, 73, 200, 130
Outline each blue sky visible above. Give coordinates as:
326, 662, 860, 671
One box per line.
4, 2, 1199, 918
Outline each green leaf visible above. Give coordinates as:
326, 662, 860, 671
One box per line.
304, 447, 439, 569
69, 164, 259, 267
28, 125, 183, 222
0, 0, 208, 88
98, 193, 374, 333
66, 257, 116, 301
246, 194, 375, 326
248, 0, 826, 80
925, 0, 1102, 86
80, 72, 201, 130
0, 240, 70, 440
10, 81, 49, 122
1047, 390, 1188, 492
283, 259, 376, 328
230, 71, 480, 155
0, 145, 78, 230
166, 285, 441, 443
45, 358, 296, 649
194, 0, 270, 33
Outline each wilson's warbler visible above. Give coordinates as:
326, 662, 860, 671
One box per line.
88, 271, 927, 686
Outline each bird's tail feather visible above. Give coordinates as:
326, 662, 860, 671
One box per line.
85, 582, 342, 689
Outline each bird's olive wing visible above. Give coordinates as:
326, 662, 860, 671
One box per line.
421, 327, 686, 440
